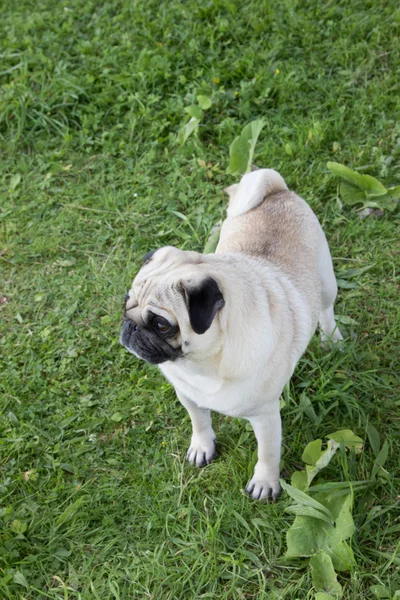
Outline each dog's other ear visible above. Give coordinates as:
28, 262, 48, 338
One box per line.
186, 277, 225, 335
142, 249, 157, 265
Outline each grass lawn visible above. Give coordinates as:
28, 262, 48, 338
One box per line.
1, 0, 400, 598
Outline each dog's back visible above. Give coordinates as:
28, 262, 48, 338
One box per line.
216, 169, 341, 338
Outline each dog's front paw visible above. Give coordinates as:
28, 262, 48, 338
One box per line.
246, 476, 281, 501
246, 465, 281, 501
186, 433, 216, 467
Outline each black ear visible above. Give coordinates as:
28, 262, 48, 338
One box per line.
143, 250, 157, 264
142, 249, 157, 265
187, 277, 225, 335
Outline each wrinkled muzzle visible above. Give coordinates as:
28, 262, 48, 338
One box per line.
120, 318, 181, 365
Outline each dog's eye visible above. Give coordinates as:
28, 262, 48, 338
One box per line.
155, 319, 170, 333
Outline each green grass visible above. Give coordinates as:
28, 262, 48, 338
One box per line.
1, 0, 400, 598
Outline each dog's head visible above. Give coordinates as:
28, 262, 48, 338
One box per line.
120, 247, 225, 364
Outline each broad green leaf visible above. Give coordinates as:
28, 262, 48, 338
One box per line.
13, 571, 29, 589
302, 439, 322, 466
305, 441, 340, 487
280, 480, 334, 523
228, 119, 265, 175
296, 439, 341, 490
291, 469, 308, 491
339, 182, 397, 212
356, 176, 387, 197
286, 493, 355, 571
315, 594, 336, 600
284, 142, 294, 156
366, 423, 380, 457
371, 439, 389, 478
286, 514, 325, 558
337, 279, 359, 289
335, 315, 359, 326
329, 540, 355, 572
369, 584, 391, 599
327, 162, 387, 196
310, 551, 343, 597
197, 95, 212, 110
243, 119, 265, 173
384, 185, 400, 200
204, 221, 222, 253
229, 133, 250, 175
10, 519, 27, 534
111, 412, 123, 422
178, 117, 200, 145
57, 258, 76, 267
285, 505, 333, 524
10, 173, 21, 191
340, 181, 367, 206
326, 429, 363, 453
184, 104, 203, 120
7, 411, 20, 427
317, 493, 354, 534
362, 191, 398, 212
54, 547, 72, 557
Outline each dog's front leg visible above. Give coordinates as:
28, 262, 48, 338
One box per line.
176, 390, 217, 467
246, 407, 281, 501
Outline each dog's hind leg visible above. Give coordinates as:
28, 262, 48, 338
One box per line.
318, 235, 343, 344
319, 305, 343, 343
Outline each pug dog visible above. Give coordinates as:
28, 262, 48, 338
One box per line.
120, 169, 342, 500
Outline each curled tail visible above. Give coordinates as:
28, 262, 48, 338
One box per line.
224, 169, 288, 218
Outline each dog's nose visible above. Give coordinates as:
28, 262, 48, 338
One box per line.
125, 319, 139, 333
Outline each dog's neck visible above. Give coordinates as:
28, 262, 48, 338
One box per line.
200, 253, 278, 378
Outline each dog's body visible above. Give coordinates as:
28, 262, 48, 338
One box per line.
121, 169, 342, 500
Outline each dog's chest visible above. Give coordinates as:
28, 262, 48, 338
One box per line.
159, 362, 260, 417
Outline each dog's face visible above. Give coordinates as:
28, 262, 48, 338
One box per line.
120, 247, 225, 364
